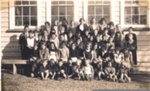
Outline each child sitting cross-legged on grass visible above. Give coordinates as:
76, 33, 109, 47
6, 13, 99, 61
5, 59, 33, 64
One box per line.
96, 58, 105, 80
118, 64, 131, 83
39, 59, 50, 80
104, 62, 118, 82
82, 59, 94, 81
68, 59, 83, 80
55, 59, 67, 80
48, 59, 57, 80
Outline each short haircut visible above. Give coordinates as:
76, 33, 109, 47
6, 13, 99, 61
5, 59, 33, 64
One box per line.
90, 17, 95, 24
108, 21, 114, 26
40, 41, 46, 46
128, 26, 134, 31
45, 21, 50, 26
24, 25, 29, 30
28, 30, 34, 34
79, 18, 85, 22
99, 18, 106, 24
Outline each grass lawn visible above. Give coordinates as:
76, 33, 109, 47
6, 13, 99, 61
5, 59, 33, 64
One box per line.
2, 73, 150, 91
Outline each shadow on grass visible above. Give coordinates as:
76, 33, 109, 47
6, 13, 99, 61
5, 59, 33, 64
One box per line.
131, 74, 150, 83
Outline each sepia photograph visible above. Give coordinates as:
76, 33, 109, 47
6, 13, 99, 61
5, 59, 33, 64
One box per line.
0, 0, 150, 91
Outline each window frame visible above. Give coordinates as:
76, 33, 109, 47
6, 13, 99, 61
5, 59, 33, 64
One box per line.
9, 0, 40, 30
87, 0, 111, 24
47, 0, 74, 24
120, 0, 149, 28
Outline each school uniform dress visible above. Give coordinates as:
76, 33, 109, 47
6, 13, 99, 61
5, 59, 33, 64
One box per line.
98, 24, 107, 35
84, 50, 92, 60
49, 50, 57, 62
108, 28, 116, 37
69, 48, 79, 62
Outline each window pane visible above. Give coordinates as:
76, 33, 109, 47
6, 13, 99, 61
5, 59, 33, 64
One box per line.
88, 6, 94, 15
52, 6, 58, 15
59, 6, 65, 15
31, 6, 37, 15
140, 7, 147, 15
96, 16, 102, 23
125, 15, 132, 24
15, 1, 21, 5
59, 1, 66, 4
23, 17, 29, 25
140, 15, 147, 24
88, 1, 95, 4
67, 6, 73, 15
52, 16, 58, 23
125, 1, 132, 5
132, 15, 139, 24
66, 16, 73, 23
125, 7, 131, 14
67, 1, 73, 4
30, 1, 37, 5
88, 16, 95, 23
133, 1, 139, 5
52, 1, 58, 5
103, 1, 110, 4
132, 7, 139, 14
15, 7, 22, 15
23, 7, 29, 15
22, 1, 29, 5
59, 16, 66, 21
15, 17, 22, 26
31, 17, 37, 26
103, 6, 110, 15
96, 6, 102, 15
103, 16, 110, 23
96, 1, 102, 4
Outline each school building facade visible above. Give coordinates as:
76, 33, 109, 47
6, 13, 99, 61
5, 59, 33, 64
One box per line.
0, 0, 150, 72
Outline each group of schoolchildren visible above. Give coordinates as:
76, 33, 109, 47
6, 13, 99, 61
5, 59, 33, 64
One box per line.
19, 18, 137, 83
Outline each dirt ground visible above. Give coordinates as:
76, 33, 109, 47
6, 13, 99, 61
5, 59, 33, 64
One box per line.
1, 73, 150, 91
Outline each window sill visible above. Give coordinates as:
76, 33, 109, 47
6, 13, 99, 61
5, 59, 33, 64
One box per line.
7, 26, 38, 33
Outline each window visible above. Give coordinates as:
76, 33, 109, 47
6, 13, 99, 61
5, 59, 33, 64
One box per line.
124, 0, 147, 25
88, 0, 110, 23
51, 0, 74, 23
14, 0, 37, 26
